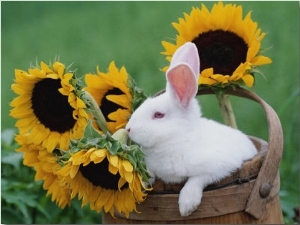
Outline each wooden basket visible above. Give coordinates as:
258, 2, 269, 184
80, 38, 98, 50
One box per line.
102, 87, 284, 224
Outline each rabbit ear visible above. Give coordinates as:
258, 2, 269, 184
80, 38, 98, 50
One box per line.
169, 42, 200, 79
166, 42, 200, 108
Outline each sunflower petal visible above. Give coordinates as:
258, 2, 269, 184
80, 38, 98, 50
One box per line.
108, 155, 119, 167
76, 97, 87, 108
252, 55, 272, 66
70, 165, 80, 178
242, 74, 254, 87
90, 149, 107, 163
108, 163, 119, 175
104, 191, 114, 213
122, 160, 133, 172
124, 171, 133, 183
118, 177, 127, 190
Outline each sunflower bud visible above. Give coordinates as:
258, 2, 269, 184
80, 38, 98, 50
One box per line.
112, 128, 128, 144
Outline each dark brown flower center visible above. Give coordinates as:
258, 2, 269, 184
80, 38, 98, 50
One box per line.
79, 158, 128, 190
31, 78, 76, 133
192, 29, 248, 75
100, 88, 125, 122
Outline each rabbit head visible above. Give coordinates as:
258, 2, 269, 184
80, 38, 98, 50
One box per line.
126, 42, 201, 148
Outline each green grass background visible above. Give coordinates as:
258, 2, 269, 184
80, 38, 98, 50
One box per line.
1, 1, 299, 223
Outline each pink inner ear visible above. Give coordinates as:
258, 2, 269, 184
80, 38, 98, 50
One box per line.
167, 65, 197, 108
169, 42, 200, 79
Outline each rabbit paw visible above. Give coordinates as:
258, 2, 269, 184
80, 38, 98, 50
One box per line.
178, 181, 203, 217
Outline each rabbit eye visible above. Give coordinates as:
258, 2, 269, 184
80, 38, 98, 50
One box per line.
153, 112, 165, 119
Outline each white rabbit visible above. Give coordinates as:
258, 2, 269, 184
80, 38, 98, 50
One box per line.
125, 42, 257, 217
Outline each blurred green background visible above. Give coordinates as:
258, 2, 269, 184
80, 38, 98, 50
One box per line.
1, 1, 299, 223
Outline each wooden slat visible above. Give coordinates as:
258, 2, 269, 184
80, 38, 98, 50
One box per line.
111, 173, 281, 221
103, 193, 283, 224
119, 181, 255, 221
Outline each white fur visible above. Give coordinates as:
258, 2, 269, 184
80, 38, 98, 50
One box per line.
125, 42, 257, 217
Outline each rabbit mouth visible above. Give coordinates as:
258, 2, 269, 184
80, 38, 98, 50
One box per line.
127, 133, 154, 149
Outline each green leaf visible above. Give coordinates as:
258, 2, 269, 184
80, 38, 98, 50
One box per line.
83, 120, 102, 139
126, 154, 137, 169
1, 128, 17, 146
127, 74, 148, 110
1, 191, 37, 223
1, 150, 23, 170
35, 203, 51, 221
109, 140, 121, 155
1, 207, 25, 223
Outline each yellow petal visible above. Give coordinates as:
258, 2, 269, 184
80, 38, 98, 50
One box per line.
46, 73, 59, 79
199, 76, 216, 85
71, 151, 87, 165
118, 177, 127, 190
31, 125, 50, 145
10, 94, 32, 106
108, 155, 119, 168
59, 132, 70, 151
15, 116, 37, 129
58, 87, 69, 96
68, 92, 76, 103
43, 131, 61, 152
124, 171, 133, 183
76, 97, 86, 108
108, 163, 119, 175
242, 74, 254, 88
56, 164, 71, 177
252, 55, 272, 66
53, 62, 65, 76
103, 191, 114, 213
10, 107, 34, 118
91, 150, 107, 163
70, 165, 80, 178
40, 61, 54, 74
97, 189, 110, 211
122, 160, 133, 172
106, 94, 130, 109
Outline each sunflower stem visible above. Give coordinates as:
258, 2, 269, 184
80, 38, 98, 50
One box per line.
216, 93, 238, 129
83, 91, 109, 135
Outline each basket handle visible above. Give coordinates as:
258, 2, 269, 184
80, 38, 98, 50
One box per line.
197, 87, 284, 219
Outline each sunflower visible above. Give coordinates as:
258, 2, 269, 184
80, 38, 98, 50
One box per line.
15, 134, 71, 208
84, 61, 133, 134
10, 61, 89, 152
57, 147, 148, 218
161, 1, 272, 88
